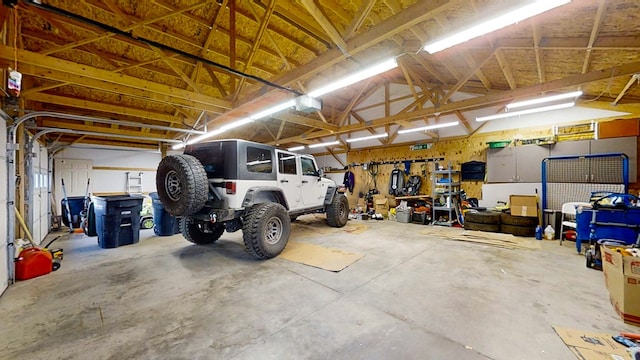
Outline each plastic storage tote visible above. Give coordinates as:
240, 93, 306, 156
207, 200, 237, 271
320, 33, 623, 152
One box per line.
93, 195, 143, 248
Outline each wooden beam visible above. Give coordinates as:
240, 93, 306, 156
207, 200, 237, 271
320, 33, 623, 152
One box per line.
300, 0, 347, 53
0, 46, 231, 110
612, 74, 639, 106
39, 119, 172, 139
439, 50, 496, 105
344, 0, 375, 40
532, 22, 545, 83
151, 47, 204, 94
494, 50, 517, 90
27, 92, 181, 124
454, 110, 473, 134
272, 61, 640, 144
271, 113, 338, 132
582, 0, 606, 74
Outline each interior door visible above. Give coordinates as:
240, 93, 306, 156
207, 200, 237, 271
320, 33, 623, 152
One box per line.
31, 145, 49, 244
54, 159, 92, 216
1, 118, 8, 294
275, 150, 302, 211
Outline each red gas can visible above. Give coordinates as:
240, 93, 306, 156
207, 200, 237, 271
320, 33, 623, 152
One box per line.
15, 248, 53, 280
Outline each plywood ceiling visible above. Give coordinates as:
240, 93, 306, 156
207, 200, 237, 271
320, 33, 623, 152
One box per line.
1, 0, 639, 151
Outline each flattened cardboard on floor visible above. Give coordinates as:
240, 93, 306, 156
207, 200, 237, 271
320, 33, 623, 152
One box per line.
279, 241, 363, 272
602, 245, 640, 327
553, 326, 631, 360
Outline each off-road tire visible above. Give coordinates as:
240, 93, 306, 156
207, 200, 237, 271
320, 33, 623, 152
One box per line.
327, 193, 349, 227
180, 217, 224, 245
156, 154, 208, 216
242, 203, 290, 259
464, 221, 500, 232
463, 211, 501, 225
500, 213, 538, 227
500, 224, 536, 237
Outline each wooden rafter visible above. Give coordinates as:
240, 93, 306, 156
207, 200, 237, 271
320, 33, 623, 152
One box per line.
300, 0, 347, 53
344, 0, 375, 40
532, 21, 546, 83
582, 0, 606, 74
494, 50, 517, 90
439, 50, 496, 106
454, 110, 473, 134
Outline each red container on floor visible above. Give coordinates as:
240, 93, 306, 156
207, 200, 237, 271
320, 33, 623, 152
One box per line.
15, 248, 52, 280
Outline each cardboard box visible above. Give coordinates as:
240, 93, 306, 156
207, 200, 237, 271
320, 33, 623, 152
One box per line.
509, 195, 538, 217
553, 326, 632, 360
602, 245, 640, 327
375, 197, 389, 217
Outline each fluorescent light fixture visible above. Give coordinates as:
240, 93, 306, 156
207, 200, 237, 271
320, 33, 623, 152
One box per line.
308, 58, 398, 98
250, 100, 296, 120
172, 143, 186, 150
397, 121, 459, 134
476, 101, 575, 122
308, 140, 340, 148
181, 117, 254, 146
506, 90, 583, 110
424, 0, 571, 54
346, 133, 388, 143
287, 146, 305, 151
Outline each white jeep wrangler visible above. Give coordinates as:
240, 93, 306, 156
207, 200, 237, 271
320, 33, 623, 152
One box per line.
156, 139, 349, 259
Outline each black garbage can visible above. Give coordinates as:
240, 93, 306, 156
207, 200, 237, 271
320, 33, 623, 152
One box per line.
93, 195, 143, 248
149, 192, 180, 236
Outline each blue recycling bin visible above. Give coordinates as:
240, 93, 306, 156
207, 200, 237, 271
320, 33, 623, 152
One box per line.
149, 192, 180, 236
576, 207, 640, 253
93, 195, 143, 248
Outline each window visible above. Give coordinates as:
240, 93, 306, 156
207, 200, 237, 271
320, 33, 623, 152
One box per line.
301, 157, 317, 176
246, 146, 273, 173
278, 153, 297, 175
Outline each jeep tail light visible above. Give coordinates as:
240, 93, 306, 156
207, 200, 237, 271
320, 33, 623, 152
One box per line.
225, 181, 236, 194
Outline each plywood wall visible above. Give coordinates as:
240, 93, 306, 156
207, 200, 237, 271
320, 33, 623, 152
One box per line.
344, 127, 554, 206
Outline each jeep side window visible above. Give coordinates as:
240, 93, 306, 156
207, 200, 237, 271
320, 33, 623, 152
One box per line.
246, 146, 273, 173
278, 153, 297, 175
301, 157, 317, 176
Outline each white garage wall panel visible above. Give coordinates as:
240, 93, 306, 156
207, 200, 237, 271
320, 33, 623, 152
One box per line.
313, 154, 346, 186
54, 147, 161, 196
1, 119, 8, 294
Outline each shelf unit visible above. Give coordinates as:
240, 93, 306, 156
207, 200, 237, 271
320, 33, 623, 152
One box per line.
431, 168, 460, 226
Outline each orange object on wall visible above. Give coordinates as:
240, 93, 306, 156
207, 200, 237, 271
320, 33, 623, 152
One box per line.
599, 118, 639, 139
15, 248, 53, 280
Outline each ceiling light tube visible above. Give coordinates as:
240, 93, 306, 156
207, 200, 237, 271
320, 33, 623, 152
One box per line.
308, 58, 398, 98
250, 100, 296, 120
397, 121, 459, 134
506, 90, 583, 110
476, 101, 575, 122
345, 133, 388, 143
308, 140, 340, 148
287, 146, 305, 151
183, 117, 254, 146
424, 0, 571, 54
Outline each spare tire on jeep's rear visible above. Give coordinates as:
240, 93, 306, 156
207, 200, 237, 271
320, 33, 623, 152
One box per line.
156, 154, 208, 216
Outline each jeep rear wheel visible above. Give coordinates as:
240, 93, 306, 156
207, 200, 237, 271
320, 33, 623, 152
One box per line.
156, 154, 208, 216
327, 193, 349, 227
242, 203, 290, 259
180, 217, 224, 245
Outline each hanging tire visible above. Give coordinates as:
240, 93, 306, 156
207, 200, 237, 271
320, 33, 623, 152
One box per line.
242, 203, 290, 259
156, 154, 208, 216
180, 217, 224, 245
327, 193, 349, 227
500, 213, 538, 227
463, 221, 500, 232
500, 224, 536, 237
463, 211, 501, 225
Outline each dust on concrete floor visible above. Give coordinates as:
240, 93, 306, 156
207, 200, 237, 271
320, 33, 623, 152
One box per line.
0, 215, 636, 360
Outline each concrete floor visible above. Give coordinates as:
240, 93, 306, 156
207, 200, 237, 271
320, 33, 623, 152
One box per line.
1, 215, 637, 360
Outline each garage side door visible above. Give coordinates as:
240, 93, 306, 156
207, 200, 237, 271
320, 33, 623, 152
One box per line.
31, 144, 49, 244
53, 159, 92, 216
1, 119, 8, 294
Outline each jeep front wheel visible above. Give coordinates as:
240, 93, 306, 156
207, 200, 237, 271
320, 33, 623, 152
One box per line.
327, 193, 349, 227
156, 154, 208, 216
242, 203, 290, 259
180, 217, 224, 245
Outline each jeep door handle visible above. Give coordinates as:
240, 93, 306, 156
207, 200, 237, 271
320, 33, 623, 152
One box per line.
302, 180, 308, 183
280, 179, 288, 183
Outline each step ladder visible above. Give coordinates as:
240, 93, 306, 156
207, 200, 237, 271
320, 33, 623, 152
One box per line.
126, 172, 143, 194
